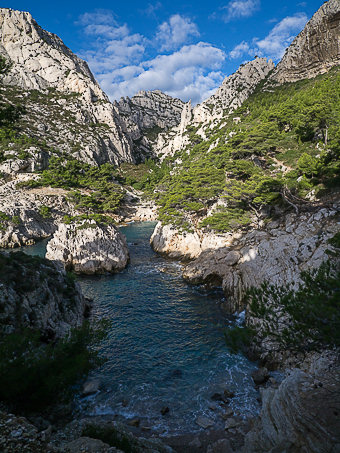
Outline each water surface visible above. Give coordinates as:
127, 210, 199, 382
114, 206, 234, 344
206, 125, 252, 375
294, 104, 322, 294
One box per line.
15, 222, 259, 434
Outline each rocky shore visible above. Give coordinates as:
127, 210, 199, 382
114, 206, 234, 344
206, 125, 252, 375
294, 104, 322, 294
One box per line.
151, 205, 339, 313
46, 222, 129, 274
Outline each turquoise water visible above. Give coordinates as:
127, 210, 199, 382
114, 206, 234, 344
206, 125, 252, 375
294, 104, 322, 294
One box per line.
14, 222, 259, 434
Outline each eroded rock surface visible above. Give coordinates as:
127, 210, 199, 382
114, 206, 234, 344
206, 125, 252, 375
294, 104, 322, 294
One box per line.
0, 175, 74, 248
0, 251, 89, 339
243, 353, 340, 453
154, 58, 274, 157
151, 207, 340, 313
270, 0, 340, 84
46, 222, 129, 274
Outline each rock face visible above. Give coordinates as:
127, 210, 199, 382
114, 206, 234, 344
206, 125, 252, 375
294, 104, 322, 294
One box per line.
0, 409, 58, 453
154, 58, 274, 157
270, 0, 340, 84
46, 222, 129, 274
243, 353, 340, 453
0, 7, 135, 165
151, 207, 340, 312
0, 8, 183, 166
0, 251, 89, 339
150, 222, 230, 260
0, 175, 75, 248
115, 90, 184, 159
194, 57, 274, 123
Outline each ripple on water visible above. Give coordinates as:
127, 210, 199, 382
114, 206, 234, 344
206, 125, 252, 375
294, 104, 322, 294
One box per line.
16, 222, 260, 434
76, 222, 259, 434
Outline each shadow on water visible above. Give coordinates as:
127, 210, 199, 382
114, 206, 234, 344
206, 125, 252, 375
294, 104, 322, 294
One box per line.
12, 222, 259, 434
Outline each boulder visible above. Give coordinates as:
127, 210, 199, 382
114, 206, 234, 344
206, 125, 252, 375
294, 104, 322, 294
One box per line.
195, 416, 214, 429
243, 354, 340, 453
206, 439, 233, 453
82, 380, 101, 397
46, 222, 129, 274
251, 368, 269, 386
64, 437, 120, 453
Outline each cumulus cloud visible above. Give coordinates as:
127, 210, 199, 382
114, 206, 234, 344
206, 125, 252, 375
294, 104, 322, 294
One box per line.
156, 14, 200, 51
229, 12, 308, 61
98, 43, 225, 103
229, 41, 250, 59
77, 11, 225, 104
78, 11, 145, 72
222, 0, 260, 22
144, 2, 162, 17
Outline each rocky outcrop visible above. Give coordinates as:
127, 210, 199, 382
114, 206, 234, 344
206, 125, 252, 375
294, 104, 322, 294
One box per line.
0, 8, 133, 165
150, 222, 231, 260
0, 251, 89, 339
0, 175, 75, 248
154, 58, 274, 157
152, 207, 339, 312
194, 57, 274, 123
46, 222, 129, 274
0, 8, 186, 166
115, 90, 184, 158
269, 0, 340, 84
243, 353, 340, 453
0, 409, 58, 453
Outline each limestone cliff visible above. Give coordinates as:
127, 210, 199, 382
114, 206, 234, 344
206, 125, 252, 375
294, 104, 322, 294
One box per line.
154, 58, 274, 157
0, 8, 184, 166
194, 57, 274, 123
269, 0, 340, 84
0, 7, 135, 165
243, 353, 340, 453
151, 206, 340, 313
115, 90, 184, 159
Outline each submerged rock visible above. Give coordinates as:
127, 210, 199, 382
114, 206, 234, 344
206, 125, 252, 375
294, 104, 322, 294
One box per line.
46, 222, 129, 274
195, 416, 214, 429
161, 407, 170, 416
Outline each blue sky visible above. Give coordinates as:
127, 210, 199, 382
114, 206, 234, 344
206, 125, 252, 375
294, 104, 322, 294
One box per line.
5, 0, 323, 103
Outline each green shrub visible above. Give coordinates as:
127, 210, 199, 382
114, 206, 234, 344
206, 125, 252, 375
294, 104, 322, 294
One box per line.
224, 326, 254, 354
39, 205, 51, 219
247, 261, 340, 353
0, 321, 108, 412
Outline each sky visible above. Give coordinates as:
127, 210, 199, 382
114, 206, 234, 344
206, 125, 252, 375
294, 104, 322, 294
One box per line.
4, 0, 323, 104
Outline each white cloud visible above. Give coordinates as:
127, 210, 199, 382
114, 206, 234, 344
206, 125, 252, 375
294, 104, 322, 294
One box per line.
77, 11, 225, 104
78, 11, 146, 72
229, 12, 308, 60
98, 43, 226, 104
144, 2, 162, 17
229, 41, 250, 59
156, 15, 200, 51
222, 0, 260, 22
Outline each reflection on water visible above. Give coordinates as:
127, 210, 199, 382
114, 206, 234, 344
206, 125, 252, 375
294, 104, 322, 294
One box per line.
14, 222, 259, 434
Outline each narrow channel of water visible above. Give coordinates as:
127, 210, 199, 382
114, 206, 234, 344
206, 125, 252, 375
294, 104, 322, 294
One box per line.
15, 221, 259, 434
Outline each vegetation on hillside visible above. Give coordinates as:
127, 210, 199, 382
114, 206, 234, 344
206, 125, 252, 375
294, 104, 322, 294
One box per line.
19, 157, 126, 223
133, 69, 340, 232
225, 233, 340, 357
0, 251, 108, 412
0, 322, 107, 412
